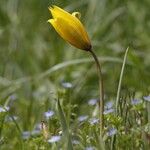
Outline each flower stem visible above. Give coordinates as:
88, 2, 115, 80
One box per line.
89, 49, 104, 135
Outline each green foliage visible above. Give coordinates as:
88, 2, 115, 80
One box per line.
0, 0, 150, 149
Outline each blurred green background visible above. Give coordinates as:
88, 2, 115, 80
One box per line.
1, 0, 150, 93
0, 0, 150, 148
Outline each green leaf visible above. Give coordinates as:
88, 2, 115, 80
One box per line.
57, 99, 73, 150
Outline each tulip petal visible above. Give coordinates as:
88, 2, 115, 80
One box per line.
49, 5, 91, 47
48, 5, 91, 50
49, 18, 91, 50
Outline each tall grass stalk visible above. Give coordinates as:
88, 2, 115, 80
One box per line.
111, 47, 129, 150
115, 47, 129, 114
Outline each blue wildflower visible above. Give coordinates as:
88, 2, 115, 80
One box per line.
5, 116, 18, 122
107, 128, 117, 136
88, 99, 97, 106
78, 115, 88, 122
48, 135, 61, 143
131, 99, 142, 105
31, 130, 40, 136
143, 96, 150, 102
10, 94, 17, 101
62, 82, 73, 89
72, 139, 80, 145
89, 118, 99, 125
104, 108, 114, 115
22, 131, 31, 140
34, 123, 41, 130
85, 146, 95, 150
0, 106, 9, 113
22, 129, 40, 140
105, 101, 114, 109
44, 110, 54, 119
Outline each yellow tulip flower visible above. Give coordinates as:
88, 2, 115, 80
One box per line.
48, 5, 92, 51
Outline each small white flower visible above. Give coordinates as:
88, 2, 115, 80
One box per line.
89, 118, 99, 125
131, 99, 142, 105
107, 128, 117, 136
104, 108, 114, 115
105, 101, 114, 109
88, 99, 97, 106
62, 82, 73, 88
78, 115, 88, 122
72, 139, 80, 145
44, 110, 54, 119
48, 135, 61, 143
0, 106, 9, 113
85, 146, 95, 150
143, 96, 150, 102
22, 131, 31, 140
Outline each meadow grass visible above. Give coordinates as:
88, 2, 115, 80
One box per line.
0, 0, 150, 149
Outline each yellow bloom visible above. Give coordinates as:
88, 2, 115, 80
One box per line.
48, 5, 91, 51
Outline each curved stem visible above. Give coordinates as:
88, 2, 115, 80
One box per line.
89, 50, 104, 135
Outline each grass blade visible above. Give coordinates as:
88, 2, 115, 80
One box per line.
111, 47, 129, 150
57, 99, 73, 150
115, 47, 129, 114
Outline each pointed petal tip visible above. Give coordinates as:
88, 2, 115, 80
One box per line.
47, 19, 56, 25
48, 5, 55, 11
48, 5, 57, 10
47, 19, 52, 23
